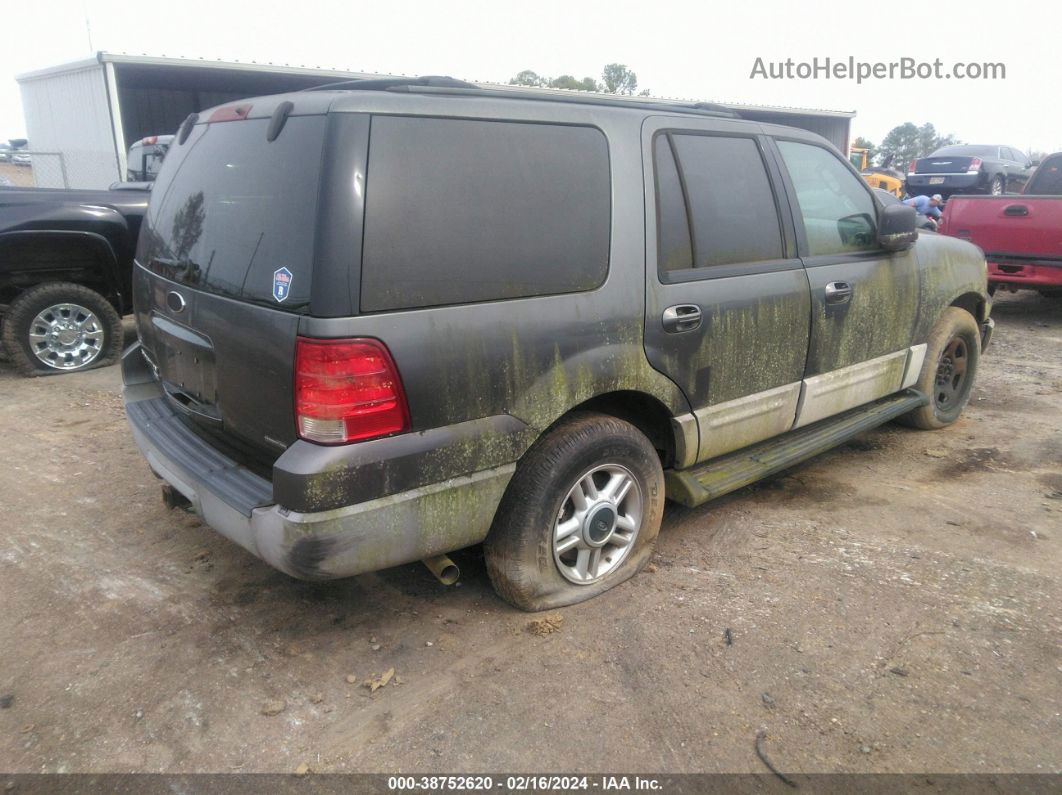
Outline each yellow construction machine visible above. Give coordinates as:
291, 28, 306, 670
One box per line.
849, 148, 904, 198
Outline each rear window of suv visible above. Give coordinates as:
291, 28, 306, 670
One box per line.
138, 116, 326, 312
359, 116, 611, 312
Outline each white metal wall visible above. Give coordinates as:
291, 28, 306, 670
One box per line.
18, 64, 120, 189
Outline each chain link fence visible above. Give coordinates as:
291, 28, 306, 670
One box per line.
0, 150, 123, 190
0, 151, 68, 188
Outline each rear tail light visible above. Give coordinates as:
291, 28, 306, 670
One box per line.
967, 157, 982, 173
294, 337, 410, 444
907, 160, 918, 175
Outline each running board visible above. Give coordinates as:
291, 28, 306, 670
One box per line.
664, 389, 928, 508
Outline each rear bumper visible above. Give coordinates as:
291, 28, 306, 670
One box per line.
905, 174, 984, 196
122, 343, 515, 580
988, 259, 1062, 289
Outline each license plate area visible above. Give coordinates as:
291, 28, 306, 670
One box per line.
151, 313, 218, 408
929, 176, 945, 184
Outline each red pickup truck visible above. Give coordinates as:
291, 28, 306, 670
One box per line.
939, 153, 1062, 296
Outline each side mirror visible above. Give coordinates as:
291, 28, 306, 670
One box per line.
878, 203, 918, 251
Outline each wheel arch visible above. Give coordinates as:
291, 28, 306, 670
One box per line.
949, 291, 986, 324
0, 230, 123, 309
564, 390, 679, 469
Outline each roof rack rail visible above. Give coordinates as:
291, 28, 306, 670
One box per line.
304, 75, 477, 92
305, 75, 740, 119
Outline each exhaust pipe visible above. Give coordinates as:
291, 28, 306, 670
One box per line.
422, 554, 460, 585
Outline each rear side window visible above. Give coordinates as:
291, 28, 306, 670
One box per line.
360, 116, 610, 312
654, 132, 783, 275
1027, 156, 1062, 194
776, 140, 878, 257
138, 116, 326, 311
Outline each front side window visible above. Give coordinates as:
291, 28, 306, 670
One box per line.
360, 116, 610, 312
654, 132, 783, 275
776, 140, 878, 257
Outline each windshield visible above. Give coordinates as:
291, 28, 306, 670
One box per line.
930, 145, 998, 158
137, 116, 326, 312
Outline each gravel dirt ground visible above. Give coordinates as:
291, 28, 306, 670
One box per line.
0, 291, 1059, 776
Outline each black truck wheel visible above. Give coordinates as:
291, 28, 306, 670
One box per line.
484, 412, 664, 611
899, 307, 981, 430
1, 282, 123, 376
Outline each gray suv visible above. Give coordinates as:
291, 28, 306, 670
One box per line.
123, 77, 993, 610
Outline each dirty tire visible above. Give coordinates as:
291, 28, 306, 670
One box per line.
1, 282, 123, 376
484, 412, 664, 612
989, 175, 1004, 195
898, 307, 981, 430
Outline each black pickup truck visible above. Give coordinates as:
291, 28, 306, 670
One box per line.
0, 186, 148, 375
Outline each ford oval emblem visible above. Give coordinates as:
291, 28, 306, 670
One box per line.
166, 291, 186, 313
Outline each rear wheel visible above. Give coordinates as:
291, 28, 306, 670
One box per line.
1, 282, 123, 376
484, 412, 664, 611
899, 307, 981, 430
989, 175, 1004, 195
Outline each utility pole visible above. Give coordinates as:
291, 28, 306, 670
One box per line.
83, 0, 94, 53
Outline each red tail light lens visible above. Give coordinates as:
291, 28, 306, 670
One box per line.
294, 338, 410, 444
908, 160, 918, 175
967, 157, 982, 173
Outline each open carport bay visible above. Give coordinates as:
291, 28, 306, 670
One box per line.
0, 292, 1059, 775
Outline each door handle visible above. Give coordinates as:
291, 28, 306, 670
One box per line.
1003, 204, 1029, 217
662, 304, 702, 333
824, 282, 852, 305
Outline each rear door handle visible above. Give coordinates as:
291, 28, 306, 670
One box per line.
1003, 204, 1029, 217
825, 281, 852, 305
662, 304, 702, 333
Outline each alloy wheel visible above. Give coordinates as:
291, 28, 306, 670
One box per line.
28, 303, 106, 370
934, 336, 969, 409
553, 464, 643, 585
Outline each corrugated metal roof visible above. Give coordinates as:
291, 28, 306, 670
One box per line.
16, 52, 855, 118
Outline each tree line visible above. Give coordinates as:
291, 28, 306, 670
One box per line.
510, 64, 649, 96
852, 123, 960, 169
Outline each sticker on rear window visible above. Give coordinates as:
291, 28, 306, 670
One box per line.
273, 268, 293, 302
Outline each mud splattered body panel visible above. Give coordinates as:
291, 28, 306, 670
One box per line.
123, 87, 990, 582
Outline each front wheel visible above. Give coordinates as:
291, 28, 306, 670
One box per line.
484, 412, 664, 611
898, 307, 981, 430
1, 282, 123, 376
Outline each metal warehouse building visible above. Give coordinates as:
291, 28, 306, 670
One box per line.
16, 52, 855, 189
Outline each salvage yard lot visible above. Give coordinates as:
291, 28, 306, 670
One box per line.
0, 291, 1059, 774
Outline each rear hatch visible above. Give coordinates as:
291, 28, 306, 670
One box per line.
135, 106, 328, 460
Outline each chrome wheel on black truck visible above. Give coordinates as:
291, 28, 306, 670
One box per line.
484, 412, 664, 611
1, 282, 123, 375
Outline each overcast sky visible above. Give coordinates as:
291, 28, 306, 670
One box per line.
3, 0, 1061, 154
